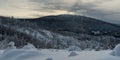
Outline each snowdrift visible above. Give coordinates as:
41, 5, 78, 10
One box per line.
0, 48, 120, 60
111, 44, 120, 56
0, 40, 120, 60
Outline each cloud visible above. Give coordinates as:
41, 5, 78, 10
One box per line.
0, 0, 120, 24
0, 0, 38, 18
29, 0, 120, 23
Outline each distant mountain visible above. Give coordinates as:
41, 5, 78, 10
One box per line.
1, 15, 120, 50
22, 14, 120, 37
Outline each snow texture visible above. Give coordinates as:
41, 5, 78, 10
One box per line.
46, 58, 53, 60
69, 51, 78, 57
0, 49, 44, 60
0, 49, 120, 60
7, 42, 16, 49
67, 46, 81, 51
111, 44, 120, 56
22, 43, 36, 49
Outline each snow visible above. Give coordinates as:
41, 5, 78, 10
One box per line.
67, 46, 81, 51
46, 58, 53, 60
0, 49, 44, 60
111, 44, 120, 56
0, 42, 119, 60
43, 30, 54, 38
22, 43, 36, 49
69, 51, 78, 57
0, 49, 120, 60
7, 42, 16, 49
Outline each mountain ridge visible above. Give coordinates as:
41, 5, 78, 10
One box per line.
20, 14, 120, 37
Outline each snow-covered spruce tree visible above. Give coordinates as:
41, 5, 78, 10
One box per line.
0, 40, 9, 49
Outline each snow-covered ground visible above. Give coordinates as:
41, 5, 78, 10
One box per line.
0, 43, 120, 60
0, 49, 120, 60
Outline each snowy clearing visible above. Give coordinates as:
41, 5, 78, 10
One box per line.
0, 49, 120, 60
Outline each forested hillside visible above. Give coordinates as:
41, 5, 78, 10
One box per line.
0, 15, 120, 50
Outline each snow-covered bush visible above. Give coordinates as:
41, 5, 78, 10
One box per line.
0, 40, 9, 49
69, 52, 78, 57
67, 46, 81, 51
23, 43, 36, 49
46, 58, 53, 60
3, 42, 16, 53
111, 44, 120, 56
8, 42, 16, 48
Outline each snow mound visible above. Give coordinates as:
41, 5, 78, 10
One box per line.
46, 58, 53, 60
0, 49, 120, 60
111, 44, 120, 56
3, 42, 16, 53
23, 43, 36, 49
0, 49, 44, 60
7, 42, 16, 49
67, 46, 81, 51
69, 52, 78, 57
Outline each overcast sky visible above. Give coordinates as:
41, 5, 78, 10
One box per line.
0, 0, 120, 24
